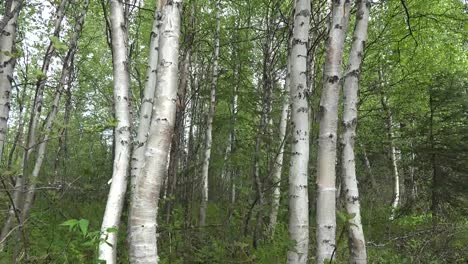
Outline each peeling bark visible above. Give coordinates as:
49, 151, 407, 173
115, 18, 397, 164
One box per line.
128, 1, 162, 259
127, 0, 183, 262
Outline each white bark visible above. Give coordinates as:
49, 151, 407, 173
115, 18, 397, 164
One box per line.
316, 0, 351, 263
128, 1, 161, 258
287, 0, 310, 262
409, 146, 417, 200
20, 0, 88, 222
340, 1, 370, 263
381, 95, 400, 220
98, 0, 132, 262
127, 0, 182, 262
200, 0, 220, 226
0, 0, 21, 162
26, 0, 68, 162
1, 2, 69, 241
268, 79, 289, 237
0, 0, 21, 250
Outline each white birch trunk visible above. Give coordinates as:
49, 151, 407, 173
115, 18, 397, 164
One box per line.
287, 0, 310, 262
381, 95, 400, 220
0, 0, 21, 251
20, 0, 88, 222
128, 1, 161, 257
127, 0, 182, 262
200, 0, 220, 226
340, 1, 370, 262
316, 0, 350, 262
0, 0, 21, 161
268, 79, 289, 237
1, 1, 68, 241
26, 0, 68, 162
98, 0, 132, 262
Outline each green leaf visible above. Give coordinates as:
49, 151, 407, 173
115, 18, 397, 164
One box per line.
60, 219, 78, 231
82, 241, 95, 247
78, 219, 89, 236
33, 68, 47, 80
50, 36, 68, 53
106, 227, 118, 233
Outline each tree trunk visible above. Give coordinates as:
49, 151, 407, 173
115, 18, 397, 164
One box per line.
165, 14, 194, 222
316, 0, 351, 262
268, 78, 289, 237
429, 90, 440, 226
381, 94, 399, 220
20, 0, 88, 225
360, 143, 376, 189
200, 0, 220, 226
98, 0, 132, 262
0, 0, 21, 163
340, 1, 370, 262
127, 0, 183, 262
1, 1, 68, 242
25, 0, 68, 164
287, 0, 310, 262
128, 1, 162, 257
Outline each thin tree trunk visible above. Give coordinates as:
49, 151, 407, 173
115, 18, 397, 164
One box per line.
0, 0, 23, 251
0, 0, 21, 162
127, 1, 182, 262
20, 0, 88, 224
0, 1, 68, 243
26, 0, 68, 164
268, 78, 289, 237
381, 94, 399, 220
287, 0, 310, 262
409, 144, 417, 201
316, 0, 351, 262
165, 17, 194, 222
6, 64, 28, 171
224, 57, 239, 203
360, 143, 376, 188
340, 1, 370, 262
429, 90, 440, 226
98, 0, 132, 262
200, 0, 220, 226
128, 2, 162, 258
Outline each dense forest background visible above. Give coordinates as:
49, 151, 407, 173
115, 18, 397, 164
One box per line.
0, 0, 467, 263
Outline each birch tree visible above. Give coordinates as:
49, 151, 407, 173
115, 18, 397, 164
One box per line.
128, 1, 161, 255
316, 0, 350, 262
381, 93, 400, 220
20, 0, 89, 224
0, 0, 22, 251
200, 0, 220, 226
287, 0, 310, 262
0, 0, 67, 248
128, 0, 183, 262
340, 0, 370, 262
98, 0, 132, 262
268, 77, 289, 237
0, 0, 21, 162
